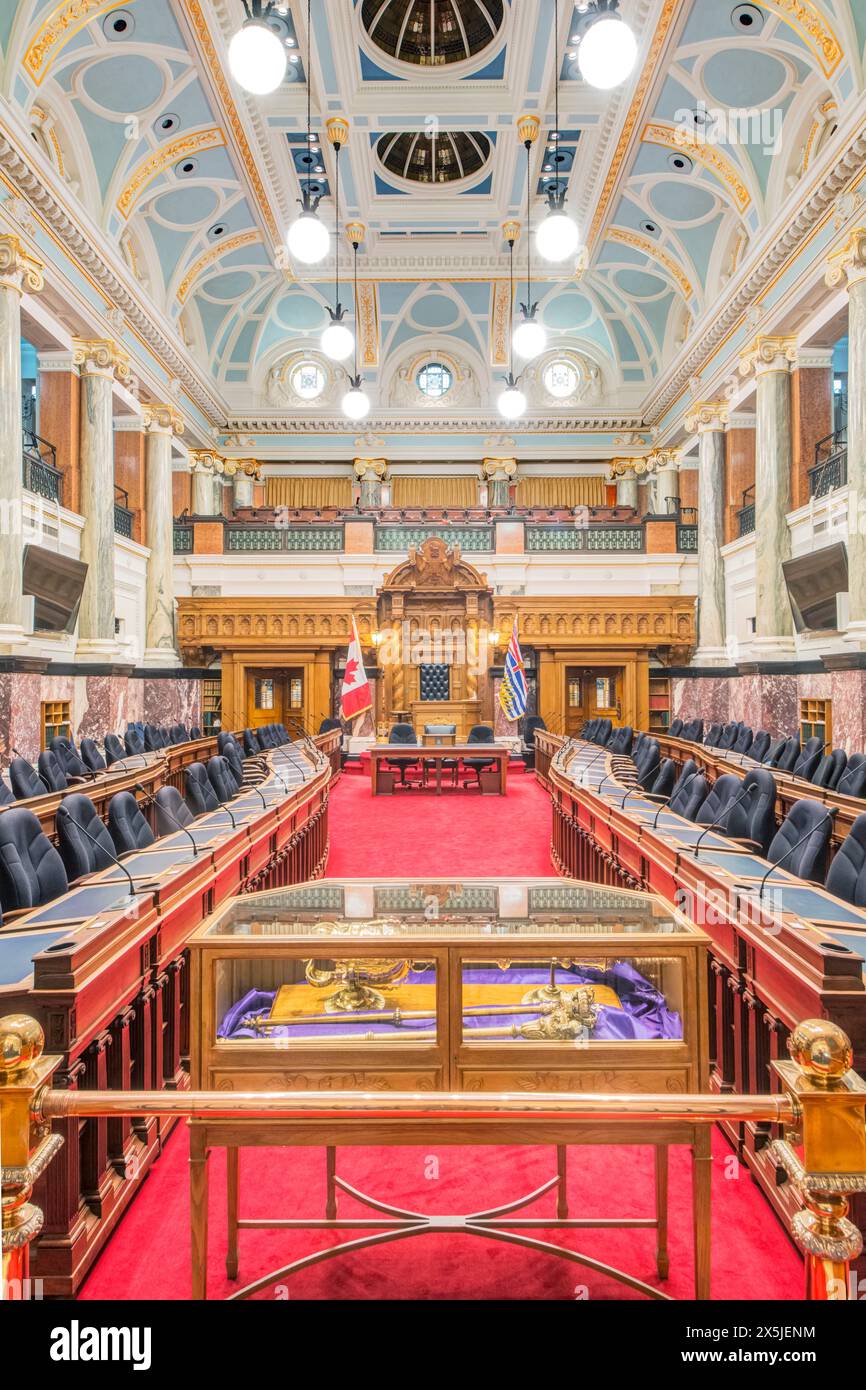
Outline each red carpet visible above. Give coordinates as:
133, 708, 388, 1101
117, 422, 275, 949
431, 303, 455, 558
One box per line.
326, 765, 554, 878
78, 772, 803, 1300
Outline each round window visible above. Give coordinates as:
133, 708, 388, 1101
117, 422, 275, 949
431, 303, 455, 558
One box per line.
290, 361, 326, 400
416, 361, 453, 398
543, 360, 579, 399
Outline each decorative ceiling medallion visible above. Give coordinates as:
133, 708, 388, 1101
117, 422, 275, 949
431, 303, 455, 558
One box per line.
361, 0, 504, 67
376, 130, 491, 185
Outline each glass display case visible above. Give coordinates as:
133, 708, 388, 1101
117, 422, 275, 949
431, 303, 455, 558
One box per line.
188, 878, 709, 1094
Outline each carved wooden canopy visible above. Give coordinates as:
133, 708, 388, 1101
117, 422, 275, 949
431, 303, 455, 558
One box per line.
380, 538, 491, 595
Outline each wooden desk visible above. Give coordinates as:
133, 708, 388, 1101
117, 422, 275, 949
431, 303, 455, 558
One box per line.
368, 744, 509, 795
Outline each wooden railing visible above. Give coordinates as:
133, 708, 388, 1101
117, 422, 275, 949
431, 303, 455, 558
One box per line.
3, 744, 332, 1296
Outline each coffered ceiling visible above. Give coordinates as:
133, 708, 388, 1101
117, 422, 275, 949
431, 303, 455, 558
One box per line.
1, 0, 864, 431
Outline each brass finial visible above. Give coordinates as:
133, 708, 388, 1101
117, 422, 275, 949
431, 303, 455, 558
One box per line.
788, 1020, 853, 1088
0, 1014, 44, 1076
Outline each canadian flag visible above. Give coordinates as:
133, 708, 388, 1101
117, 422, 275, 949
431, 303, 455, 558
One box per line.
340, 616, 372, 722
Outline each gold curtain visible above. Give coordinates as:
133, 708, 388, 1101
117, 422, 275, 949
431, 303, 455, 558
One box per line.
265, 476, 352, 509
514, 476, 607, 508
391, 476, 477, 508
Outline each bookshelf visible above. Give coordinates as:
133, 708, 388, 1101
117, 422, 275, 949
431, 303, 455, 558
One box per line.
648, 675, 671, 733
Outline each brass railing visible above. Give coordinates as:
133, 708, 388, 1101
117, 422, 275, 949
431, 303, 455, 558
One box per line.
2, 1015, 864, 1301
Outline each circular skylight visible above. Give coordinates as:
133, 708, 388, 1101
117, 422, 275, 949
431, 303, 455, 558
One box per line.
377, 130, 491, 184
417, 361, 453, 398
290, 361, 326, 400
361, 0, 504, 67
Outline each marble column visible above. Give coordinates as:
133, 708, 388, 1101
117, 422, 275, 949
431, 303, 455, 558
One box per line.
0, 236, 43, 652
827, 229, 866, 642
190, 451, 224, 515
685, 404, 728, 663
480, 456, 516, 508
740, 336, 796, 656
73, 339, 130, 660
612, 461, 639, 509
648, 448, 681, 514
143, 405, 183, 667
231, 461, 257, 511
353, 457, 387, 508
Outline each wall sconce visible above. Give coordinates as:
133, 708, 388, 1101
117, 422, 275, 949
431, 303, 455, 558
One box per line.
489, 630, 501, 647
370, 631, 384, 646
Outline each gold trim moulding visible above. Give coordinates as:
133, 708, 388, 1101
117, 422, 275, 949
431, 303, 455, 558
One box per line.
37, 1087, 796, 1124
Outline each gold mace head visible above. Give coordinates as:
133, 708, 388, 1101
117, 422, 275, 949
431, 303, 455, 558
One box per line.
0, 1014, 44, 1075
787, 1019, 853, 1087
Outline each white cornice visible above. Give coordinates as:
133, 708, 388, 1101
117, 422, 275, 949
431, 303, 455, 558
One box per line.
644, 96, 866, 424
223, 413, 647, 435
0, 104, 227, 430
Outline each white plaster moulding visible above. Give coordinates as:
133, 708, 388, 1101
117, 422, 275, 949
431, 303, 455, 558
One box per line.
223, 414, 648, 434
0, 111, 226, 430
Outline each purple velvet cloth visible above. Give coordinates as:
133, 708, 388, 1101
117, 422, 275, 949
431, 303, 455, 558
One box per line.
218, 962, 682, 1041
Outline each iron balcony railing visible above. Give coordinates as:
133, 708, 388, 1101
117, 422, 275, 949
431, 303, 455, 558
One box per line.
809, 428, 848, 499
737, 485, 755, 537
21, 429, 63, 504
676, 524, 698, 552
174, 521, 194, 552
114, 484, 134, 538
226, 523, 344, 552
375, 523, 494, 552
525, 524, 644, 553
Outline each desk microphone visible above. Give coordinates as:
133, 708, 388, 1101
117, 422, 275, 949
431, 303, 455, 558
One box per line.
651, 767, 703, 829
215, 798, 238, 830
246, 782, 269, 811
134, 783, 199, 857
574, 741, 610, 787
692, 784, 754, 857
57, 804, 151, 906
754, 807, 838, 901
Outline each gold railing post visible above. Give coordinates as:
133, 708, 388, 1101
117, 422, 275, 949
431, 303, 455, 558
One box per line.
770, 1020, 866, 1300
0, 1015, 64, 1300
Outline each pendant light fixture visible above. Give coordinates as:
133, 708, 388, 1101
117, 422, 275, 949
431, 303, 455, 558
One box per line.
342, 229, 370, 421
321, 118, 355, 362
513, 125, 546, 361
536, 0, 581, 264
577, 1, 638, 91
229, 2, 287, 95
498, 226, 527, 421
286, 0, 330, 265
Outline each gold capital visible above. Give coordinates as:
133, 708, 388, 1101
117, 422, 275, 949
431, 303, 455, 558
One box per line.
646, 447, 681, 473
72, 337, 131, 380
189, 449, 225, 475
685, 402, 728, 433
481, 457, 517, 481
353, 457, 387, 482
826, 227, 866, 289
608, 458, 642, 480
0, 234, 44, 295
739, 335, 797, 378
144, 403, 184, 435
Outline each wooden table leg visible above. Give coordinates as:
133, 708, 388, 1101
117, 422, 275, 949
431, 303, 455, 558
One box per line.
692, 1128, 712, 1300
556, 1145, 568, 1219
226, 1146, 239, 1280
326, 1145, 337, 1220
655, 1144, 669, 1279
189, 1125, 210, 1301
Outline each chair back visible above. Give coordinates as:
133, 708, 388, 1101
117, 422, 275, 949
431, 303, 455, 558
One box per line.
9, 758, 45, 800
467, 725, 495, 745
767, 799, 834, 883
124, 728, 145, 757
57, 793, 116, 879
80, 738, 106, 772
750, 731, 771, 762
37, 750, 68, 793
0, 806, 68, 911
668, 718, 683, 738
389, 723, 418, 745
108, 791, 155, 856
103, 734, 126, 766
154, 785, 194, 836
207, 756, 239, 803
825, 814, 866, 906
185, 762, 220, 816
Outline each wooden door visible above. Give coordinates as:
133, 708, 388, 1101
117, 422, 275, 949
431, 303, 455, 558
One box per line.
246, 672, 284, 731
587, 667, 623, 724
564, 667, 586, 735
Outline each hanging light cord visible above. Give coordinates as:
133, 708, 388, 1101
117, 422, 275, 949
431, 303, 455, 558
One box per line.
352, 240, 359, 381
305, 0, 312, 200
508, 236, 516, 380
333, 143, 341, 310
553, 0, 561, 197
525, 140, 532, 312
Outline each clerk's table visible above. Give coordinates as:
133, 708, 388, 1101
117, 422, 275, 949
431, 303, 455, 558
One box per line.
368, 742, 509, 794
